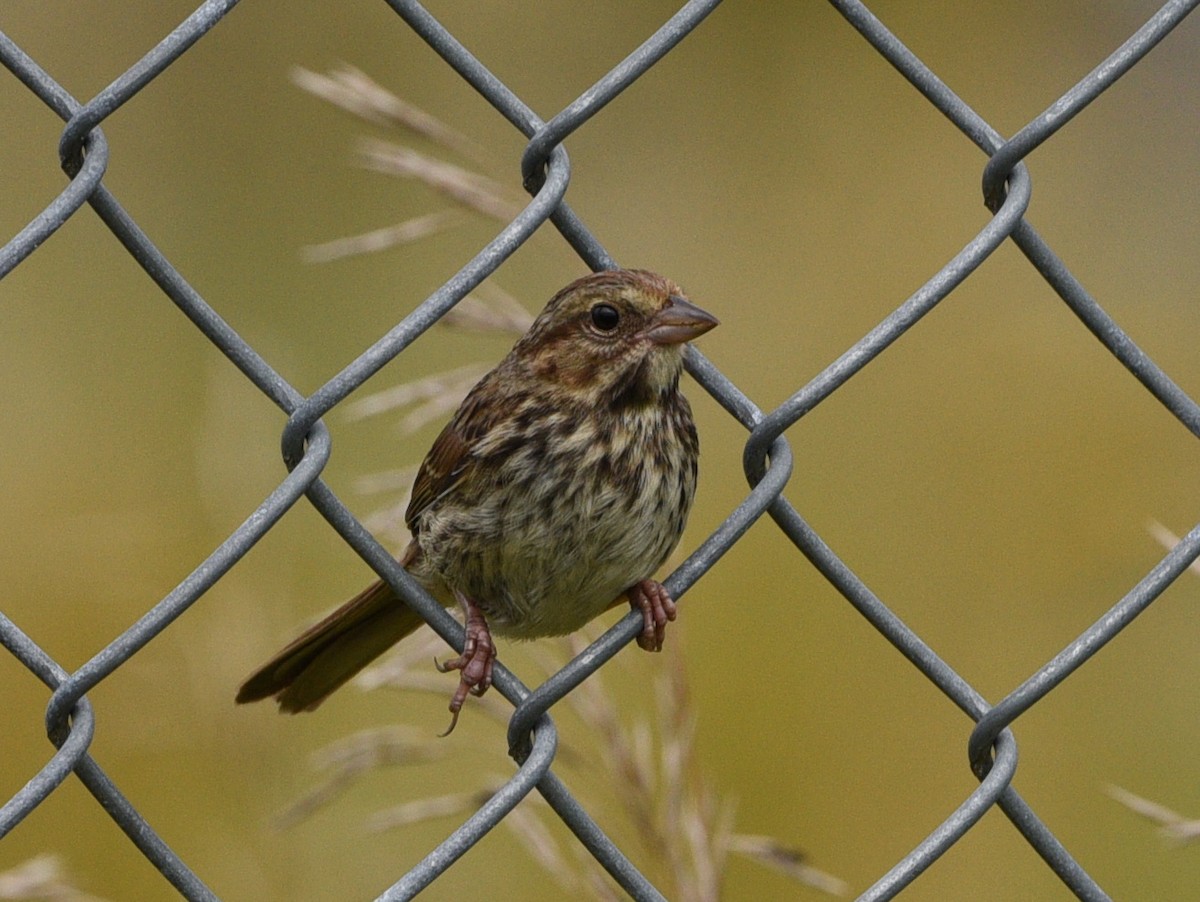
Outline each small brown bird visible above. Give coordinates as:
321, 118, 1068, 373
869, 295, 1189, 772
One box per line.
236, 269, 717, 731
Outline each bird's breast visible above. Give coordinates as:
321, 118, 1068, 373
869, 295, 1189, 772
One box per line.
415, 394, 699, 638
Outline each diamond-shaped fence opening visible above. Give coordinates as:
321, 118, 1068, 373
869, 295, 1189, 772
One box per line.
3, 2, 1199, 900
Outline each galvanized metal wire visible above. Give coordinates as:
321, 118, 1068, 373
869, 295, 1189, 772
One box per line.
2, 1, 1198, 899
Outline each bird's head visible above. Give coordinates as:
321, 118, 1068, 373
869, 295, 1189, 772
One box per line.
514, 269, 718, 406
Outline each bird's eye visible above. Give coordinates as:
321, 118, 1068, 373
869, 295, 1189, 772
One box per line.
590, 303, 620, 331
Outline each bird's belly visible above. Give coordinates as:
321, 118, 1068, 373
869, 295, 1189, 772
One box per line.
421, 471, 688, 639
490, 497, 676, 638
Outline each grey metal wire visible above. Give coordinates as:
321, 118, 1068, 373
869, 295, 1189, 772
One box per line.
1, 1, 1198, 899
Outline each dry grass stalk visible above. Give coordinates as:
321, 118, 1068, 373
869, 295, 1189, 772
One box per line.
728, 835, 850, 895
358, 139, 522, 222
568, 841, 626, 902
281, 630, 844, 897
353, 465, 421, 497
290, 65, 484, 163
1106, 785, 1200, 841
529, 634, 844, 899
296, 65, 522, 262
439, 288, 535, 336
365, 784, 501, 833
342, 363, 489, 429
0, 855, 108, 902
302, 210, 465, 263
1147, 519, 1200, 577
272, 726, 446, 830
562, 635, 666, 863
354, 627, 512, 726
499, 803, 582, 895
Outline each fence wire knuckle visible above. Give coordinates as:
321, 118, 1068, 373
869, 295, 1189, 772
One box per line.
2, 0, 1197, 899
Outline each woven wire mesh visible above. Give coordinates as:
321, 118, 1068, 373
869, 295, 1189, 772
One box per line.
2, 1, 1199, 899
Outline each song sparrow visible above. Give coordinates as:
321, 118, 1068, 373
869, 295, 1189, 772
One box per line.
237, 269, 718, 731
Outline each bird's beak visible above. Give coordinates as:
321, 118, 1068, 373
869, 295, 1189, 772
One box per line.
645, 295, 720, 345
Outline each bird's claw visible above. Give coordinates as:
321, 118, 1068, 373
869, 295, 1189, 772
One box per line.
629, 578, 677, 652
434, 602, 495, 736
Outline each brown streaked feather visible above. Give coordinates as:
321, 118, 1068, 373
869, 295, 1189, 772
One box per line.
405, 416, 474, 530
274, 596, 424, 713
236, 578, 411, 707
236, 543, 431, 711
404, 376, 506, 529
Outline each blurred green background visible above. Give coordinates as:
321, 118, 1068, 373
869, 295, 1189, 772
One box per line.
3, 2, 1200, 899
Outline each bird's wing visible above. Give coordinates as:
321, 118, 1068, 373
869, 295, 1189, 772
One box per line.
404, 381, 499, 529
404, 416, 473, 529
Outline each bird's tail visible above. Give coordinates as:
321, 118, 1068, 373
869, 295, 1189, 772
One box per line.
236, 579, 428, 713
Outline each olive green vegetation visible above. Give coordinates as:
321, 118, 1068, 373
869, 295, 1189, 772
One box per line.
3, 3, 1199, 900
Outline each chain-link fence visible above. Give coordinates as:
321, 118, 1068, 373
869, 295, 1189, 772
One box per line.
3, 1, 1199, 899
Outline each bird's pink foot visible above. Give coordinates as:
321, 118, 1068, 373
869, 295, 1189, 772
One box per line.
435, 592, 495, 736
629, 579, 677, 652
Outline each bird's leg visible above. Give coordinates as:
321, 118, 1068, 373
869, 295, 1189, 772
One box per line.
434, 589, 495, 736
628, 579, 677, 652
